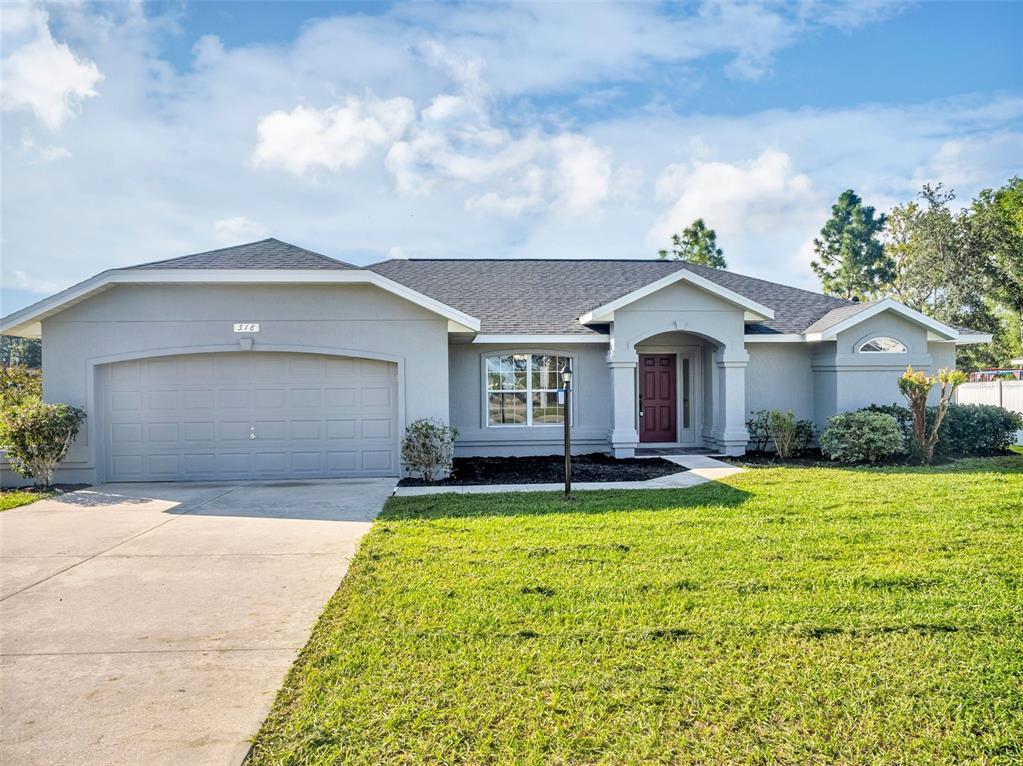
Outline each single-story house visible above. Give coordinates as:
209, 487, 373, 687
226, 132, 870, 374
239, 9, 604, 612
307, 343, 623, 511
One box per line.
0, 238, 991, 484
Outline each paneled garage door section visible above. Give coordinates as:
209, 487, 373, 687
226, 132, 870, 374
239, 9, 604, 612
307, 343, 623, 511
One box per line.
101, 353, 398, 481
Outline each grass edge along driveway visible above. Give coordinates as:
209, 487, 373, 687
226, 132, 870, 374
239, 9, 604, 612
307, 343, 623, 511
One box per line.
249, 457, 1022, 765
0, 489, 53, 511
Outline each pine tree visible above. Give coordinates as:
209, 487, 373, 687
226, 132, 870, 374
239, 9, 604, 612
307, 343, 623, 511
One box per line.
811, 190, 893, 300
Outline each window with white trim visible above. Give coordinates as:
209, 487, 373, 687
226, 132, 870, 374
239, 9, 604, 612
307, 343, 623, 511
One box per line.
857, 336, 908, 353
486, 354, 570, 426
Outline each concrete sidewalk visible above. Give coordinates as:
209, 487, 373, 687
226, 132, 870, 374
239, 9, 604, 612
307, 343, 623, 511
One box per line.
393, 455, 743, 496
0, 479, 393, 766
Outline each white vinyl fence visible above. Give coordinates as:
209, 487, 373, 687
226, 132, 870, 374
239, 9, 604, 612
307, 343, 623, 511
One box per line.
956, 380, 1023, 445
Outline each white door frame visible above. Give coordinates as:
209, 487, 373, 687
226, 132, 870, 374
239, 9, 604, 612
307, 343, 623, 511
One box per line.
634, 343, 703, 447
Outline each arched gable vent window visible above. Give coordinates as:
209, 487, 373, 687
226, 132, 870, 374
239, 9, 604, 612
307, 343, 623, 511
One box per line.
858, 337, 908, 353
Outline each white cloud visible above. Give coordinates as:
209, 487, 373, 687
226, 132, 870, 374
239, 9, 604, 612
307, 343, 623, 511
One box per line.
912, 132, 1023, 193
252, 94, 415, 175
0, 3, 1019, 314
0, 6, 102, 129
7, 269, 69, 294
650, 149, 817, 243
213, 216, 269, 243
388, 246, 407, 259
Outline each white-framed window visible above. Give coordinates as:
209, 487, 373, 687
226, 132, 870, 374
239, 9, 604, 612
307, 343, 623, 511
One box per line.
485, 353, 571, 426
857, 336, 908, 353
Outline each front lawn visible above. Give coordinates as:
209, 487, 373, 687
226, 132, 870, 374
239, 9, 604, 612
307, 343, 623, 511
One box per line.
249, 457, 1023, 765
0, 489, 52, 511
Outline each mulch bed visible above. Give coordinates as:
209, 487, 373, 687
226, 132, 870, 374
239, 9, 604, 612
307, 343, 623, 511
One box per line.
398, 452, 685, 487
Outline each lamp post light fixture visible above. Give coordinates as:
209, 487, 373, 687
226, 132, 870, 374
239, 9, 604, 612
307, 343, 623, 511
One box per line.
562, 363, 572, 499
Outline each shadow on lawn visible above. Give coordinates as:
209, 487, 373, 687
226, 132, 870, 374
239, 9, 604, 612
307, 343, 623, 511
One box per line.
381, 480, 752, 520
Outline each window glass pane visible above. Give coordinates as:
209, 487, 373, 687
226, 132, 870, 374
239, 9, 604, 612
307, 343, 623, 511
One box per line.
488, 392, 528, 425
859, 337, 907, 353
531, 390, 564, 424
531, 354, 568, 390
487, 371, 526, 390
682, 358, 690, 428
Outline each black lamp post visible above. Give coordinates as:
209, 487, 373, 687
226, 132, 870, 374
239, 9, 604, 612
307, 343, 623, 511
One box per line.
562, 363, 572, 499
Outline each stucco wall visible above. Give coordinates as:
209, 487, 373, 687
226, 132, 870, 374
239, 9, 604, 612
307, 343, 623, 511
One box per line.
811, 313, 953, 426
448, 340, 611, 456
10, 283, 450, 485
745, 343, 814, 420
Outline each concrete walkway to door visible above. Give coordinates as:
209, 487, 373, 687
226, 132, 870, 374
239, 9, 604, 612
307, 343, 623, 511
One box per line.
0, 478, 394, 766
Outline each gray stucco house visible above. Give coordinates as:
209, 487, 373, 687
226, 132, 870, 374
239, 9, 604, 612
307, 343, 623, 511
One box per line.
1, 238, 991, 484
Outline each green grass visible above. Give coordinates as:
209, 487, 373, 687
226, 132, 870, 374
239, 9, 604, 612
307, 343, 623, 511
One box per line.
0, 489, 52, 511
249, 456, 1023, 765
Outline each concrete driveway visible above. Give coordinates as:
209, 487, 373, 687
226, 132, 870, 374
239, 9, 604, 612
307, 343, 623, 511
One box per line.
0, 479, 393, 766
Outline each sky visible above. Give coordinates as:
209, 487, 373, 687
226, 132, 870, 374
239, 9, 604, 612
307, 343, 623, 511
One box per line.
1, 0, 1021, 316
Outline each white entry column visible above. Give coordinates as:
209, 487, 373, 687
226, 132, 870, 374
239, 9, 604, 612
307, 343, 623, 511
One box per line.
608, 356, 639, 458
714, 346, 749, 456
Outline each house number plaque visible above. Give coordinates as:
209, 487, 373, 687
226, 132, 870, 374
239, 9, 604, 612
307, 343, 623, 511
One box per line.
233, 323, 259, 333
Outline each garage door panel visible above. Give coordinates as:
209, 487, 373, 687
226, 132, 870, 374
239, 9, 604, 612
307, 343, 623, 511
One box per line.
110, 423, 142, 444
254, 388, 287, 409
145, 390, 178, 410
102, 352, 398, 481
361, 387, 392, 407
148, 454, 180, 476
183, 422, 215, 442
182, 390, 215, 410
147, 423, 179, 443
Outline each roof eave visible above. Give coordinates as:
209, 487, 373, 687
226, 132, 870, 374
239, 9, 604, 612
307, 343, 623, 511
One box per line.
0, 268, 481, 337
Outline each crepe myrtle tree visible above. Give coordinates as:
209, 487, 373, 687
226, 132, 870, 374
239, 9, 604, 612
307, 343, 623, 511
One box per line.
897, 365, 967, 464
401, 418, 458, 482
1, 400, 86, 488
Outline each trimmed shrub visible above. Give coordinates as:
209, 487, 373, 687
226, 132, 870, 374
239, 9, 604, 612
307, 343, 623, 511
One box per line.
0, 400, 86, 487
401, 418, 458, 482
898, 366, 966, 464
860, 403, 913, 446
858, 402, 1022, 457
935, 404, 1022, 455
820, 411, 904, 464
746, 409, 816, 457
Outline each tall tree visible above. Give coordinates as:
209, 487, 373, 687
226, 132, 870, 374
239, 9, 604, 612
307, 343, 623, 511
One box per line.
0, 336, 41, 368
972, 177, 1023, 359
881, 184, 1001, 370
811, 190, 893, 300
657, 219, 727, 268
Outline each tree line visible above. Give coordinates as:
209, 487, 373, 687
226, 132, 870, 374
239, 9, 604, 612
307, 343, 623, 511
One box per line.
659, 177, 1022, 369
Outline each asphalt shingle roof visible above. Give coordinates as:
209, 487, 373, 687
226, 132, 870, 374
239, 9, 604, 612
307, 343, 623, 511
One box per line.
368, 258, 853, 336
130, 238, 356, 270
801, 302, 876, 335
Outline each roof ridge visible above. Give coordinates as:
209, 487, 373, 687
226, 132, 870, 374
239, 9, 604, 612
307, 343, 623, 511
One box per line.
126, 239, 357, 270
371, 257, 854, 306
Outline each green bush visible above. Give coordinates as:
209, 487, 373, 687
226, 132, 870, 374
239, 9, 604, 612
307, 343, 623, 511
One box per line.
401, 418, 458, 482
935, 404, 1022, 455
1, 400, 86, 487
746, 409, 816, 457
1, 365, 42, 411
859, 402, 1021, 456
820, 411, 904, 464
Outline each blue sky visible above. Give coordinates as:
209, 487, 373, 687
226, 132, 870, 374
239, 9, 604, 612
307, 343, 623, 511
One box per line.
2, 1, 1021, 316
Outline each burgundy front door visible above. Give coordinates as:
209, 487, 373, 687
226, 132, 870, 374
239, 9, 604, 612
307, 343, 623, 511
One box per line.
639, 354, 677, 443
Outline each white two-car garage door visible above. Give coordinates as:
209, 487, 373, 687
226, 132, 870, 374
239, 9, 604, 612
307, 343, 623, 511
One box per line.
100, 352, 398, 481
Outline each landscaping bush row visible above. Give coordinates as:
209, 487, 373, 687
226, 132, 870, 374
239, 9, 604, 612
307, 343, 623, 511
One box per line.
821, 402, 1022, 465
750, 367, 1022, 466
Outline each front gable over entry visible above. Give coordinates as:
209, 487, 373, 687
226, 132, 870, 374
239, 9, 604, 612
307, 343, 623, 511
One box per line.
579, 268, 775, 325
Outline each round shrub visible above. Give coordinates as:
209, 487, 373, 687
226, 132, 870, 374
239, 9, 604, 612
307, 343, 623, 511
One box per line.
400, 418, 458, 482
820, 411, 904, 464
936, 404, 1023, 455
